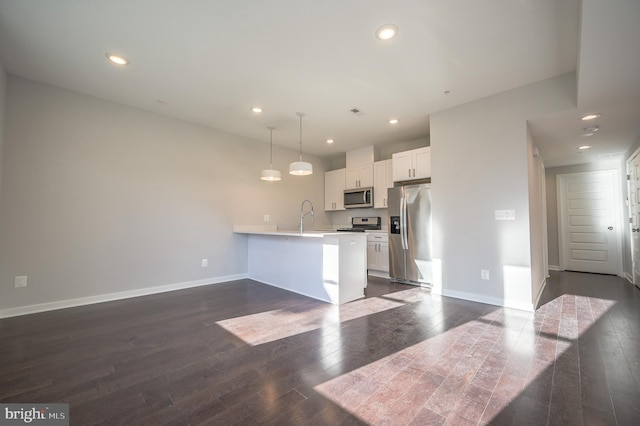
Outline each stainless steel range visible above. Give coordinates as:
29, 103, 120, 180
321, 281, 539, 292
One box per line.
337, 216, 381, 232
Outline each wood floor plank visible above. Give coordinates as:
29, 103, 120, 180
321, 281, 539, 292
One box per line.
2, 274, 640, 425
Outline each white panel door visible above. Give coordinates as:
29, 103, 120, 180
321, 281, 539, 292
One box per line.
558, 170, 621, 275
627, 151, 640, 287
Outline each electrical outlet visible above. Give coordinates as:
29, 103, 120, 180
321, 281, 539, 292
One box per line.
201, 259, 208, 267
264, 215, 270, 223
481, 270, 490, 280
14, 275, 28, 288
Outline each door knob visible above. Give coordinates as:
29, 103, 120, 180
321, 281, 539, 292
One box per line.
608, 226, 614, 230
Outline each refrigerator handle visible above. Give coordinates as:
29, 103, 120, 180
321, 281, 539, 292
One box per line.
402, 197, 409, 249
400, 197, 407, 250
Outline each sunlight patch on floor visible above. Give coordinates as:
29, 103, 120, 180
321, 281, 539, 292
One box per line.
214, 289, 417, 346
313, 293, 617, 425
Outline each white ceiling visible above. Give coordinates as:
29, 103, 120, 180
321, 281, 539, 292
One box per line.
0, 0, 638, 166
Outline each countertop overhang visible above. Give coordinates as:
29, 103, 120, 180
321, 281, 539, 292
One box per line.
233, 225, 387, 238
233, 225, 376, 238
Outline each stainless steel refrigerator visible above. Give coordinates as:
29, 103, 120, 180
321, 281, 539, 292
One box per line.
388, 183, 433, 285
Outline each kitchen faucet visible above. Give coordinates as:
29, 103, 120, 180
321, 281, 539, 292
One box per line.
300, 200, 314, 233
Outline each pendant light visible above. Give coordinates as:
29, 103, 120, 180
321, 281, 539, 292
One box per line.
289, 112, 313, 176
261, 126, 282, 181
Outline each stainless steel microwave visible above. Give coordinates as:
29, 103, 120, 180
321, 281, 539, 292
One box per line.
344, 187, 373, 209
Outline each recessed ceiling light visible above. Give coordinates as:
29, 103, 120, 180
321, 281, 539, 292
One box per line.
388, 118, 399, 125
106, 53, 129, 65
582, 132, 595, 137
251, 107, 263, 113
578, 145, 592, 150
326, 139, 335, 144
375, 24, 398, 40
581, 113, 602, 121
583, 125, 599, 133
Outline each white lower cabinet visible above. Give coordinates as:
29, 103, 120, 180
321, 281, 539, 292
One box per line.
367, 233, 389, 273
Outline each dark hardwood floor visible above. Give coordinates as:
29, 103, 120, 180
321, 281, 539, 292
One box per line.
1, 271, 639, 425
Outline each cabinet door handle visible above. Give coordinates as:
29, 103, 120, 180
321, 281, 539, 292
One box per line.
408, 168, 411, 177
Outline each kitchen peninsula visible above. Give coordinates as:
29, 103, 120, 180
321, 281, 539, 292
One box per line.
233, 226, 367, 304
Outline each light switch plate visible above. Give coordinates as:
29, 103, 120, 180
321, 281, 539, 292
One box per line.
495, 209, 515, 221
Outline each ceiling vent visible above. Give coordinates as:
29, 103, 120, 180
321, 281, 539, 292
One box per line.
350, 108, 367, 117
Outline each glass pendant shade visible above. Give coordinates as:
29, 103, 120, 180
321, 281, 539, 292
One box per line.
261, 126, 281, 181
289, 112, 313, 176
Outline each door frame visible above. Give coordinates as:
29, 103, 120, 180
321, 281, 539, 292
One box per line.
626, 145, 640, 287
556, 170, 624, 276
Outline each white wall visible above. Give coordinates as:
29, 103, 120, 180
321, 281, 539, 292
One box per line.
0, 76, 330, 315
0, 58, 6, 203
430, 73, 576, 311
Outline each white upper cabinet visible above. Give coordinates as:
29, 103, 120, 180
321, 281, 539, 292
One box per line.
392, 146, 431, 182
373, 159, 393, 208
345, 146, 376, 189
325, 168, 346, 211
413, 147, 431, 179
345, 163, 374, 189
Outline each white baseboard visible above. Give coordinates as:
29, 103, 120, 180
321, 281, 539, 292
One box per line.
0, 273, 249, 319
624, 272, 633, 284
437, 288, 535, 312
548, 265, 561, 271
367, 270, 390, 279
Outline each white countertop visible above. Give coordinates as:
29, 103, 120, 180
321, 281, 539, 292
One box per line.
233, 225, 365, 238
